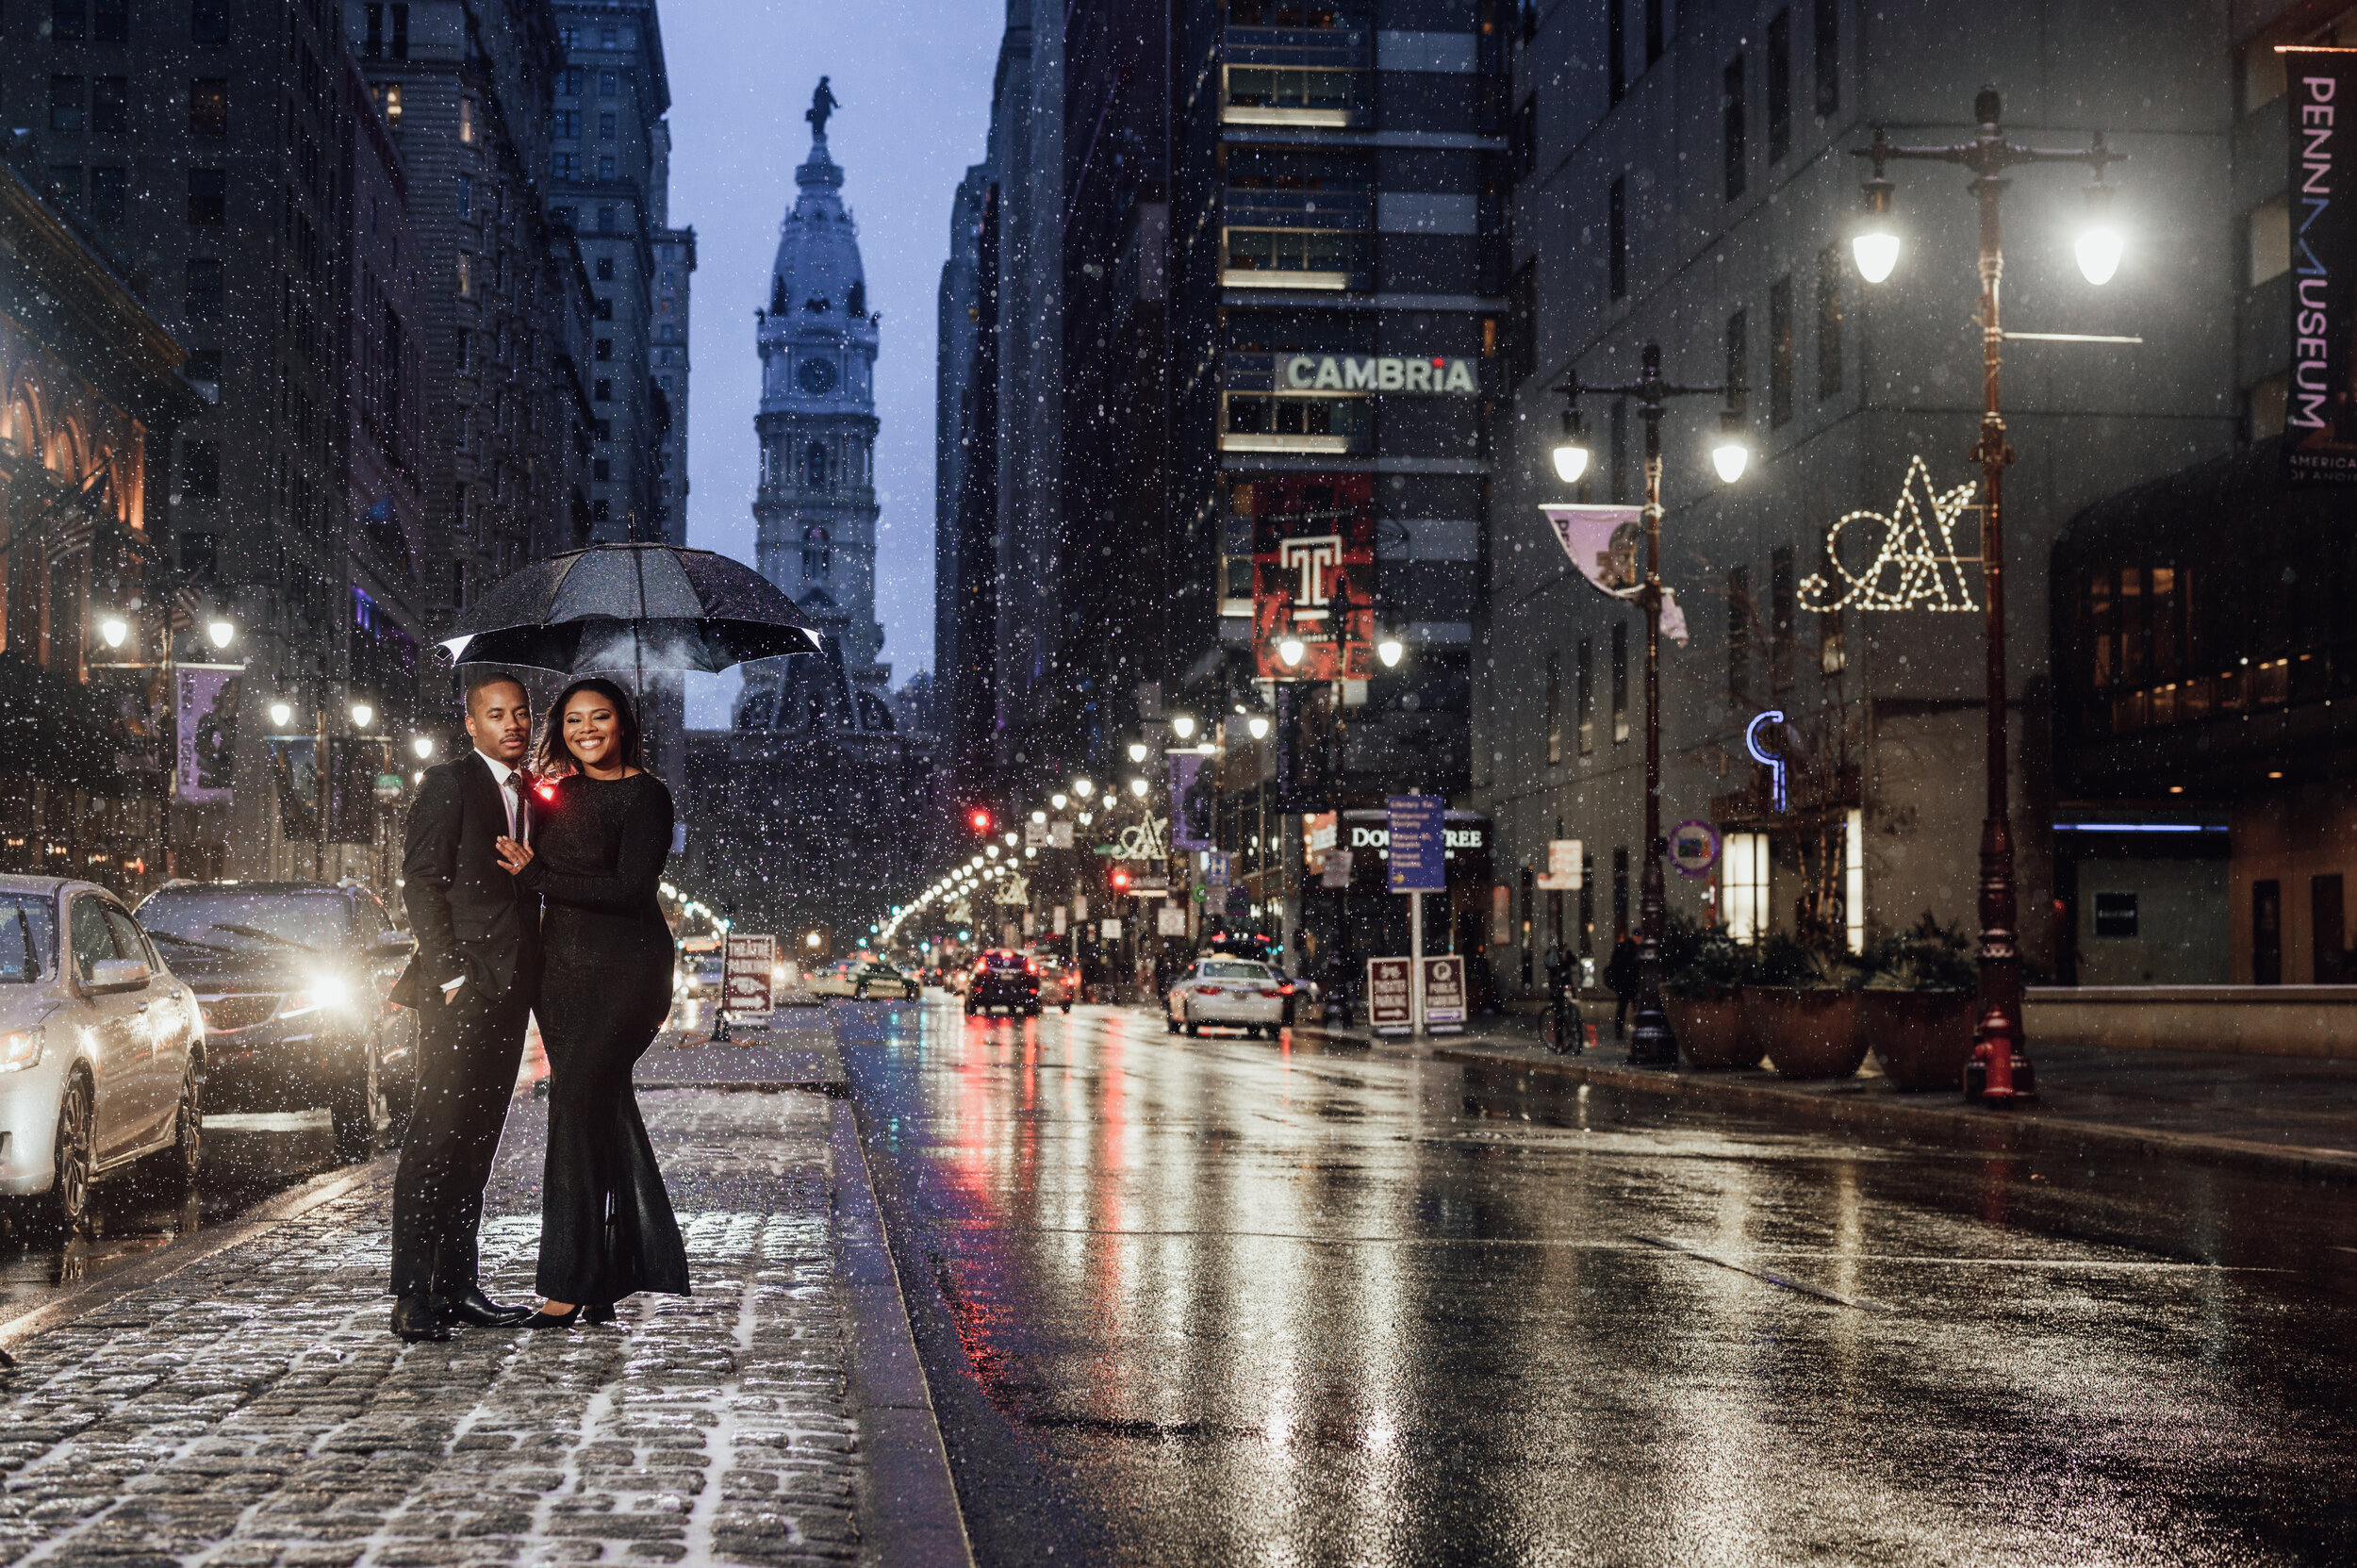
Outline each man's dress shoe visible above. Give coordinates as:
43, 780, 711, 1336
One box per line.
390, 1296, 452, 1342
437, 1286, 536, 1329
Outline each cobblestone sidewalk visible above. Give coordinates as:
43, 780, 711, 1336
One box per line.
0, 1089, 862, 1567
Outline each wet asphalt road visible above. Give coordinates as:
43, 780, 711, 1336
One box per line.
838, 999, 2357, 1568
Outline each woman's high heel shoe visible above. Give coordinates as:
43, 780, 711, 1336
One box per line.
527, 1302, 584, 1329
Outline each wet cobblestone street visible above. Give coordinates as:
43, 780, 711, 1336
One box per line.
0, 1089, 860, 1568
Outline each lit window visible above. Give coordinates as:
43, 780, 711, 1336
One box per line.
1843, 809, 1865, 955
459, 98, 475, 145
1722, 833, 1771, 943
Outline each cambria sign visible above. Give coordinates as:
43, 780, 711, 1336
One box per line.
1279, 355, 1480, 394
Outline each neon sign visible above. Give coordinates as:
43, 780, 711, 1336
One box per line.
1745, 710, 1788, 814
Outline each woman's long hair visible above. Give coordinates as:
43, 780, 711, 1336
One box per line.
533, 676, 642, 776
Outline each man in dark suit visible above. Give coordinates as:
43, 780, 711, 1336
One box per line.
387, 672, 542, 1340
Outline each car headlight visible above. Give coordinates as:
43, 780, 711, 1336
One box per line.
0, 1028, 41, 1073
281, 974, 354, 1015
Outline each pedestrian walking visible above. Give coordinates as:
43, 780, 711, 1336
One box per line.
495, 678, 690, 1327
1604, 933, 1640, 1038
386, 672, 545, 1342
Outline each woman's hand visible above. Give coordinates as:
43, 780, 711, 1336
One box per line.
495, 836, 535, 876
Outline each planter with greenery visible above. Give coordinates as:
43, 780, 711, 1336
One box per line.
1858, 915, 1980, 1091
1739, 932, 1871, 1080
1659, 911, 1762, 1069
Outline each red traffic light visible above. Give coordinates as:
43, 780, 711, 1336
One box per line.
968, 808, 993, 834
1110, 867, 1132, 894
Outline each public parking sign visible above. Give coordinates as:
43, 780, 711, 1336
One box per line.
1385, 795, 1447, 892
1422, 955, 1466, 1032
1366, 956, 1413, 1033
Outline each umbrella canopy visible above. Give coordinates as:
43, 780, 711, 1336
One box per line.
439, 544, 823, 676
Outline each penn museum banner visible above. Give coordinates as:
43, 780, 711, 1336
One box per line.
2286, 47, 2357, 484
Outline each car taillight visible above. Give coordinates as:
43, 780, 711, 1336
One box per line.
1025, 960, 1038, 975
1278, 982, 1295, 995
1200, 986, 1223, 997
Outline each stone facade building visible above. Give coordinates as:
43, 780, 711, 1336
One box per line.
0, 151, 201, 893
743, 94, 889, 724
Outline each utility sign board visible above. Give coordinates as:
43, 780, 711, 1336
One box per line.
1535, 838, 1583, 891
1366, 956, 1414, 1034
1422, 955, 1466, 1032
724, 934, 776, 1017
1386, 795, 1447, 893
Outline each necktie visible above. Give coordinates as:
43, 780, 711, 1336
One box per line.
503, 773, 523, 841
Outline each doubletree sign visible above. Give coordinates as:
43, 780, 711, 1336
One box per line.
1279, 355, 1480, 394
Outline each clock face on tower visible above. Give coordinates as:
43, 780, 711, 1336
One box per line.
797, 356, 838, 395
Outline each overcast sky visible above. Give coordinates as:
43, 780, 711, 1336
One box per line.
665, 0, 1003, 724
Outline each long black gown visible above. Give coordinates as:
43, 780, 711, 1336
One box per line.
516, 770, 689, 1304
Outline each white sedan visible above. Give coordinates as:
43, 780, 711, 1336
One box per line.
0, 876, 206, 1238
1166, 958, 1289, 1038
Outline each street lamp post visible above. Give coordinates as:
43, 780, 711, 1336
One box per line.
1849, 88, 2125, 1105
1553, 343, 1747, 1067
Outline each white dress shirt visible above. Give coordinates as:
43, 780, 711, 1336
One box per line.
443, 750, 529, 997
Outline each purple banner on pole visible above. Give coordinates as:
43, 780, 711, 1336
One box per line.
174, 667, 240, 804
2286, 49, 2357, 484
1169, 752, 1213, 850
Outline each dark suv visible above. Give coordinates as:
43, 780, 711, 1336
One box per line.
964, 949, 1041, 1017
135, 882, 418, 1161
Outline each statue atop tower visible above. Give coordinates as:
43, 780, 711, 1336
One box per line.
807, 76, 838, 140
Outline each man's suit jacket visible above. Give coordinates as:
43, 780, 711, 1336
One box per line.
391, 751, 541, 1009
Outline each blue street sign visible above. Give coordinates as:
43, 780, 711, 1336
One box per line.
1386, 794, 1447, 893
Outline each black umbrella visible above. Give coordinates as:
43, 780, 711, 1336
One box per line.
438, 543, 823, 678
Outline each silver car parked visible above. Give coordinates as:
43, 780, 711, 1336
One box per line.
0, 876, 204, 1236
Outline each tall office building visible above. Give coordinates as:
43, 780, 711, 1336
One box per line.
548, 0, 669, 547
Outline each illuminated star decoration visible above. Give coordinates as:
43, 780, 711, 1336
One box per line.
994, 872, 1030, 906
946, 896, 972, 926
1800, 455, 1981, 614
1113, 815, 1169, 861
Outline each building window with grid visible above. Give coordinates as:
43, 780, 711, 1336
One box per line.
1607, 177, 1627, 301
92, 77, 127, 134
187, 168, 224, 224
1544, 649, 1562, 765
1728, 564, 1752, 708
1771, 545, 1797, 691
1611, 621, 1629, 743
1722, 56, 1747, 200
1814, 0, 1840, 118
1576, 636, 1595, 755
1817, 245, 1845, 398
190, 77, 227, 137
49, 77, 84, 135
1769, 274, 1794, 426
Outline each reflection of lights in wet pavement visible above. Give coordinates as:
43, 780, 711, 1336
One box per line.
846, 998, 2357, 1567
